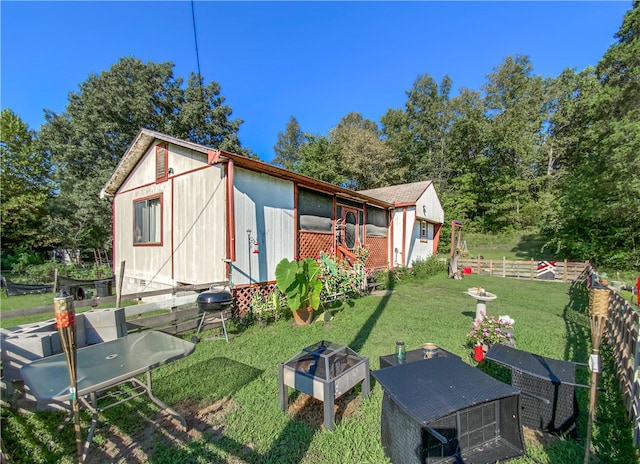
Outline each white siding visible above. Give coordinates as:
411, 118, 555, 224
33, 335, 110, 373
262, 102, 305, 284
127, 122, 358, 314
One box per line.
114, 183, 173, 293
408, 222, 435, 265
172, 166, 227, 285
415, 184, 445, 223
232, 168, 294, 286
393, 206, 438, 268
114, 141, 225, 294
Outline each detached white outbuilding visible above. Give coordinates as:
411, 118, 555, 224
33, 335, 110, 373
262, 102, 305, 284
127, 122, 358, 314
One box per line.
100, 129, 444, 308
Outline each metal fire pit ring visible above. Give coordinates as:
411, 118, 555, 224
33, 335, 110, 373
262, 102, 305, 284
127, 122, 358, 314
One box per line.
279, 340, 370, 430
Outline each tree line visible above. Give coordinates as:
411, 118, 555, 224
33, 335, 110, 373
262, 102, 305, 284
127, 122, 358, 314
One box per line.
1, 2, 638, 270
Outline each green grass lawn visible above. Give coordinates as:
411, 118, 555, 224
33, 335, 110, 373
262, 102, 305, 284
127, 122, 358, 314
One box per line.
460, 230, 556, 261
2, 273, 638, 463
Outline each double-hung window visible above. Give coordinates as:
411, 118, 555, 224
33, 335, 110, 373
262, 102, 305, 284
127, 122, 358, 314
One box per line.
420, 220, 428, 241
134, 195, 162, 245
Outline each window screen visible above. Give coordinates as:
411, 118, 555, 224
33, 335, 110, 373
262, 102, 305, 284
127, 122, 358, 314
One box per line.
298, 188, 334, 232
134, 196, 161, 244
366, 206, 388, 237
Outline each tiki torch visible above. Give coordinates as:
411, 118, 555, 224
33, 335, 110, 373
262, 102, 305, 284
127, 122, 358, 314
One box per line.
54, 291, 83, 463
583, 285, 611, 464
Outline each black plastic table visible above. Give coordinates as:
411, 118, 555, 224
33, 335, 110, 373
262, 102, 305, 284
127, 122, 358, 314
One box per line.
379, 347, 459, 369
484, 343, 588, 435
372, 357, 525, 464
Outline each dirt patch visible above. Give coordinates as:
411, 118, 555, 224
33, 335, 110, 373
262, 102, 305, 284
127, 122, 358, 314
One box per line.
84, 397, 237, 464
522, 426, 561, 447
286, 391, 363, 429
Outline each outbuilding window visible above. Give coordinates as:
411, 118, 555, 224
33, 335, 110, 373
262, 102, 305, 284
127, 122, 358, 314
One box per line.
420, 220, 428, 241
134, 195, 162, 245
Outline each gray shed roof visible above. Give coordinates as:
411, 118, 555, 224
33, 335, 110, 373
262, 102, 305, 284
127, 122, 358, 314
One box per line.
358, 180, 433, 204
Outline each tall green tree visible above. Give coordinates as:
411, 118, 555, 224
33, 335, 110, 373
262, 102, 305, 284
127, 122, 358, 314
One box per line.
0, 109, 53, 256
330, 112, 395, 190
381, 74, 454, 185
481, 55, 549, 230
272, 116, 303, 170
551, 2, 640, 268
297, 134, 346, 186
38, 57, 246, 252
176, 73, 247, 155
443, 88, 488, 225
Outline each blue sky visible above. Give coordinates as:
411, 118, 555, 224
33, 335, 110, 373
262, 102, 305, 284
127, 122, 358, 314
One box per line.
1, 1, 632, 161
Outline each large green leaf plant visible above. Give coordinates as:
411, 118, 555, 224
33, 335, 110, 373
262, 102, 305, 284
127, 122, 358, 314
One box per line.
275, 257, 323, 311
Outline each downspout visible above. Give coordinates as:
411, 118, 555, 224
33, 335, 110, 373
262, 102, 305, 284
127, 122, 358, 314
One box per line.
226, 159, 236, 279
294, 184, 299, 259
171, 176, 175, 280
111, 197, 116, 277
388, 208, 394, 269
402, 207, 407, 266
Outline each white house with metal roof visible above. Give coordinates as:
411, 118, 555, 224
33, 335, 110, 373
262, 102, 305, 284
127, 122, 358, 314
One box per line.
100, 129, 445, 302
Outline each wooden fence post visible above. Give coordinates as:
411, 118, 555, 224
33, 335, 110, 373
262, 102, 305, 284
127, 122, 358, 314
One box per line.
116, 261, 126, 309
530, 258, 535, 280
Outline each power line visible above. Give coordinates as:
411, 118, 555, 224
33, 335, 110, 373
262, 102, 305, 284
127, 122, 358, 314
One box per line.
191, 0, 203, 82
191, 0, 206, 115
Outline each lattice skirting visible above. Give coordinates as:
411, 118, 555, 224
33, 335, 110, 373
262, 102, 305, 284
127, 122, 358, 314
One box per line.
299, 231, 388, 268
365, 236, 388, 269
298, 232, 334, 259
231, 232, 389, 318
233, 283, 277, 317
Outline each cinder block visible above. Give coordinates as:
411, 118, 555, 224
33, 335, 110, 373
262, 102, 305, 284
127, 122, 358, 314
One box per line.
82, 307, 127, 345
1, 332, 55, 395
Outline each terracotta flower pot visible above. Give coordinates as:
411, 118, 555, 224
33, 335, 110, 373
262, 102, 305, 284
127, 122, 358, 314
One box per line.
292, 306, 314, 326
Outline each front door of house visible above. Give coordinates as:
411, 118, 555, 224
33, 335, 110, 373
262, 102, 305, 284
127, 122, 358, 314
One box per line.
339, 207, 362, 250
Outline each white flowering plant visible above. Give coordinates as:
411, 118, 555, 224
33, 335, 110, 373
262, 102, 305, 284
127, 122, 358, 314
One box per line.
466, 314, 516, 347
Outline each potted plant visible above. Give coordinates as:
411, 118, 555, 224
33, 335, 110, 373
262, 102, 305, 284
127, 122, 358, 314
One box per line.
275, 257, 323, 326
466, 314, 516, 361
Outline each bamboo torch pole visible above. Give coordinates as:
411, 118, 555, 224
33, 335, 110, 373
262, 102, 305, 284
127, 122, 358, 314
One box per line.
54, 291, 83, 463
583, 285, 611, 464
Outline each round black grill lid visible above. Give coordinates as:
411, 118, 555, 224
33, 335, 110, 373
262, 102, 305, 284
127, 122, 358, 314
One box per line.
197, 289, 233, 304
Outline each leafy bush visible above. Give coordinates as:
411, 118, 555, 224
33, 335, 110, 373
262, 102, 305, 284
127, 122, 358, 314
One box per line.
249, 288, 286, 325
4, 262, 114, 285
410, 256, 448, 279
2, 248, 45, 273
317, 252, 366, 299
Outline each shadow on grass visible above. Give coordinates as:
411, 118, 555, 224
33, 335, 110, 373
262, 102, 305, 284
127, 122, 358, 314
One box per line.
560, 273, 640, 463
510, 233, 555, 260
2, 278, 430, 464
349, 278, 395, 354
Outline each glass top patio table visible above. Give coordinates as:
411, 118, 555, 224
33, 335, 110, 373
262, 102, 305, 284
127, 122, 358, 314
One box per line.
21, 330, 196, 401
20, 330, 195, 461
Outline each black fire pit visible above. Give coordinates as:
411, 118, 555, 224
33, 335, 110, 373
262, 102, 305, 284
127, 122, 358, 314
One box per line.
279, 341, 370, 430
192, 288, 233, 343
